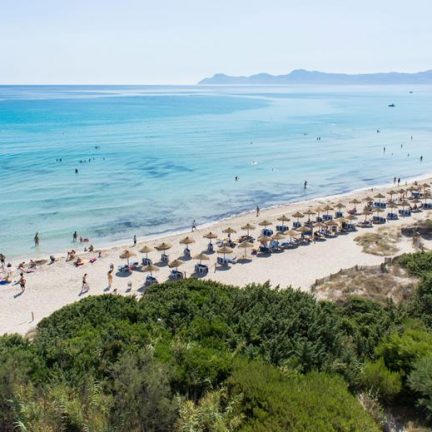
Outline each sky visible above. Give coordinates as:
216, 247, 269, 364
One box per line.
0, 0, 431, 84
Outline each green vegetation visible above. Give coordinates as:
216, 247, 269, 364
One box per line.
3, 251, 432, 430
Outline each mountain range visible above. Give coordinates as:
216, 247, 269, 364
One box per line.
198, 69, 432, 85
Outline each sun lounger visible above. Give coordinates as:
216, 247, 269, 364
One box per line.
357, 220, 373, 228
217, 256, 230, 266
424, 203, 432, 209
145, 275, 158, 286
373, 202, 386, 209
169, 270, 183, 280
141, 257, 152, 266
276, 225, 288, 233
293, 221, 301, 228
398, 209, 411, 217
335, 211, 343, 218
258, 245, 271, 254
261, 228, 273, 237
387, 212, 398, 220
194, 263, 208, 275
322, 214, 333, 221
373, 216, 386, 224
118, 264, 130, 272
183, 247, 191, 259
281, 241, 298, 249
160, 253, 169, 264
207, 243, 214, 254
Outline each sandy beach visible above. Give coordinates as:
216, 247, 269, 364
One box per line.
1, 177, 431, 336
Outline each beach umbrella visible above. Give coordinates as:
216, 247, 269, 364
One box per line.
292, 211, 304, 223
374, 193, 386, 200
349, 199, 361, 205
314, 207, 324, 217
179, 236, 195, 245
238, 241, 254, 259
203, 232, 218, 244
272, 232, 286, 241
277, 214, 290, 228
362, 209, 372, 221
139, 245, 153, 259
322, 205, 333, 215
400, 200, 410, 210
258, 219, 273, 227
217, 245, 233, 260
155, 242, 172, 251
363, 196, 373, 203
387, 190, 396, 199
241, 223, 256, 236
388, 201, 398, 209
297, 226, 312, 234
257, 235, 272, 244
222, 227, 237, 239
335, 203, 346, 210
119, 249, 136, 266
303, 209, 316, 221
193, 252, 210, 264
168, 259, 183, 270
314, 222, 327, 229
142, 264, 159, 276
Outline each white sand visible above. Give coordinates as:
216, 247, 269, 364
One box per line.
1, 180, 430, 336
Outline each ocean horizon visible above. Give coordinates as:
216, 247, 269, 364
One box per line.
1, 84, 432, 258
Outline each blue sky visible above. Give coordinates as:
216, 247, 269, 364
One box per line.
1, 0, 431, 84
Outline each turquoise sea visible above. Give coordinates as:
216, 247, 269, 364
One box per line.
1, 85, 432, 258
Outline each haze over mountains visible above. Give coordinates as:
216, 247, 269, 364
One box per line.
198, 69, 432, 85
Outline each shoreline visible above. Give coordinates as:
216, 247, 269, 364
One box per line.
1, 173, 431, 336
7, 171, 432, 265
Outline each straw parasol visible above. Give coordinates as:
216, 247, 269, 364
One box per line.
272, 232, 286, 241
314, 222, 327, 229
322, 205, 333, 215
277, 214, 290, 227
222, 227, 237, 235
363, 196, 373, 203
374, 193, 386, 200
217, 245, 233, 260
238, 240, 254, 259
119, 249, 136, 265
258, 219, 273, 227
315, 207, 323, 216
303, 209, 316, 221
292, 211, 304, 222
193, 252, 209, 264
168, 259, 183, 270
258, 235, 272, 244
142, 264, 159, 276
179, 236, 195, 245
241, 223, 256, 236
335, 203, 346, 209
155, 242, 172, 251
349, 198, 361, 205
203, 232, 218, 244
139, 245, 153, 255
297, 225, 312, 234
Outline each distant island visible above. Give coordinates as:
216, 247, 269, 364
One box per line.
198, 69, 432, 85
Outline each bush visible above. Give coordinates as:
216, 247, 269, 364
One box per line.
361, 359, 402, 401
409, 356, 432, 420
228, 360, 380, 432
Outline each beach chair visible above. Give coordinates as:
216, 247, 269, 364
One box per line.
293, 221, 301, 228
276, 224, 288, 233
118, 264, 130, 273
372, 216, 386, 224
183, 247, 191, 259
194, 263, 208, 275
207, 243, 214, 254
217, 256, 229, 266
142, 257, 152, 266
145, 275, 158, 286
322, 214, 333, 221
160, 253, 169, 264
258, 245, 271, 254
335, 211, 343, 218
387, 212, 398, 221
261, 228, 273, 237
169, 270, 183, 280
373, 202, 386, 209
424, 203, 432, 209
398, 209, 411, 217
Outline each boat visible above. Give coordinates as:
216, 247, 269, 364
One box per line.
388, 103, 396, 107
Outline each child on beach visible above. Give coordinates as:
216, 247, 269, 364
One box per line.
81, 273, 89, 293
19, 273, 26, 293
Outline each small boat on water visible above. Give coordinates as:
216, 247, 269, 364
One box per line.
388, 103, 396, 107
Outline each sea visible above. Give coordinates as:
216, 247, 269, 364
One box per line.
1, 84, 432, 258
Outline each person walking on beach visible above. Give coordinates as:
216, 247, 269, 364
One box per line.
398, 178, 401, 185
191, 219, 197, 232
19, 273, 26, 293
107, 269, 113, 289
420, 155, 423, 162
393, 177, 396, 184
34, 232, 39, 247
256, 206, 260, 217
304, 180, 308, 189
81, 273, 89, 294
73, 231, 78, 242
0, 254, 5, 271
133, 235, 137, 246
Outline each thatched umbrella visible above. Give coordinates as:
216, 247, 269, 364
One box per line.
119, 249, 136, 266
303, 209, 316, 222
217, 245, 233, 261
241, 223, 256, 236
222, 227, 237, 239
323, 205, 333, 216
272, 232, 286, 241
258, 219, 273, 227
179, 236, 195, 245
314, 222, 327, 230
168, 259, 183, 270
277, 215, 290, 228
193, 252, 210, 264
297, 225, 312, 234
203, 232, 218, 244
257, 235, 272, 244
238, 241, 254, 259
155, 242, 172, 252
292, 211, 304, 223
139, 245, 153, 259
335, 203, 346, 210
142, 264, 159, 276
349, 199, 361, 211
314, 207, 324, 218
